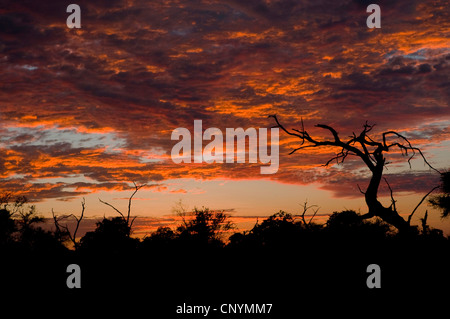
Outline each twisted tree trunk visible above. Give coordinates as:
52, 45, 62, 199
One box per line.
363, 161, 410, 233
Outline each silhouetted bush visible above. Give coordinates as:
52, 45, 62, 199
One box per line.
0, 208, 16, 246
176, 207, 234, 248
229, 211, 305, 249
429, 172, 450, 218
79, 217, 139, 254
325, 210, 393, 241
0, 198, 67, 254
140, 226, 178, 253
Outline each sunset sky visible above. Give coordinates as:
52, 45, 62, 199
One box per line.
0, 0, 449, 235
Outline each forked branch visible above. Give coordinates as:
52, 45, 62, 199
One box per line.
98, 182, 146, 229
52, 198, 85, 249
295, 200, 320, 227
269, 114, 375, 171
270, 114, 439, 174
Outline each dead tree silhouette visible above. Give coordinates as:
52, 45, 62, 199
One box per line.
270, 115, 440, 233
52, 198, 85, 249
295, 200, 320, 229
98, 182, 146, 230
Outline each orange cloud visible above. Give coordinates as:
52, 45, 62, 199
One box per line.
0, 0, 448, 204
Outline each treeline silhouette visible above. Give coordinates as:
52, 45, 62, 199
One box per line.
1, 191, 450, 314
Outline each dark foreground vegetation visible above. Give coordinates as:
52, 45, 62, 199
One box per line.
1, 190, 449, 316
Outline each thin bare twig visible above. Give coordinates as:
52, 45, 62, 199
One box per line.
383, 178, 396, 212
407, 186, 440, 225
357, 184, 366, 195
98, 198, 125, 219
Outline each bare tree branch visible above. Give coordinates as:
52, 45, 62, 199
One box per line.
315, 124, 340, 143
127, 182, 146, 224
357, 184, 366, 195
309, 207, 320, 225
407, 186, 440, 225
383, 177, 396, 213
269, 115, 376, 171
295, 200, 320, 227
129, 215, 138, 229
98, 198, 125, 219
382, 131, 441, 174
52, 198, 85, 249
98, 182, 146, 231
72, 198, 85, 247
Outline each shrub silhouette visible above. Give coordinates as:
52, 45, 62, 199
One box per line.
326, 210, 393, 240
80, 217, 139, 254
140, 226, 178, 253
0, 208, 16, 246
229, 211, 302, 248
147, 226, 176, 242
176, 207, 234, 247
0, 197, 66, 253
429, 171, 450, 218
228, 211, 325, 255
